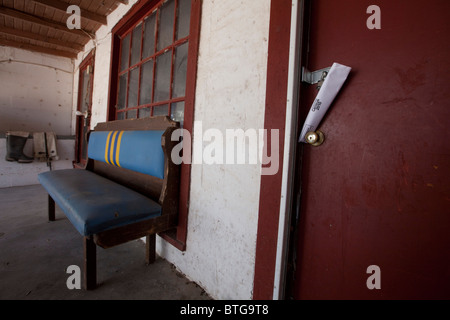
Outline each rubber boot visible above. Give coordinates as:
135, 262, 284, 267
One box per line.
5, 133, 34, 163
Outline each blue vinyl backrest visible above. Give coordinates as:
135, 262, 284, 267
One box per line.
87, 130, 166, 179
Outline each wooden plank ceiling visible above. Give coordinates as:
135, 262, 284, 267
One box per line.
0, 0, 129, 59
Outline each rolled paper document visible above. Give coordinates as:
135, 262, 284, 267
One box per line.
299, 62, 351, 143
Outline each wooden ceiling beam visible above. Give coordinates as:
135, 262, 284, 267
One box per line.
0, 6, 94, 41
31, 0, 107, 25
0, 26, 85, 51
0, 38, 78, 59
115, 0, 129, 5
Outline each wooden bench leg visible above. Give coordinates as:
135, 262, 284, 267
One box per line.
83, 236, 97, 290
145, 234, 156, 265
48, 195, 55, 221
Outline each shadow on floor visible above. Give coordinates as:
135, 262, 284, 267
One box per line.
0, 184, 211, 300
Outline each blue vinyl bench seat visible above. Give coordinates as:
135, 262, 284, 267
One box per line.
37, 117, 180, 290
38, 169, 162, 236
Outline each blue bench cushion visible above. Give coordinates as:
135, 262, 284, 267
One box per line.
87, 130, 166, 179
38, 169, 162, 236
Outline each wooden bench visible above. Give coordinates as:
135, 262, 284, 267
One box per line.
38, 116, 180, 289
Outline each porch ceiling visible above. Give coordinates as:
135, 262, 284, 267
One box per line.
0, 0, 128, 59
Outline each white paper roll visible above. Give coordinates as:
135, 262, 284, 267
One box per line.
299, 62, 351, 143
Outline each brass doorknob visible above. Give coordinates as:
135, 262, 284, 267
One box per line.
305, 130, 325, 146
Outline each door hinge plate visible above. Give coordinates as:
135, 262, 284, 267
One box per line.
301, 66, 331, 85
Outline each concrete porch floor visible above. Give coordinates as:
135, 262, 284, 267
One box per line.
0, 184, 211, 300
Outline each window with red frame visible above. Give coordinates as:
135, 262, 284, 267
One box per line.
115, 0, 192, 126
109, 0, 200, 250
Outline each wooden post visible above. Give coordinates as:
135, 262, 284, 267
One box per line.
83, 236, 97, 290
145, 234, 156, 265
48, 195, 55, 221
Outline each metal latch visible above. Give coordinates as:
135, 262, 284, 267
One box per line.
301, 66, 331, 146
301, 66, 331, 90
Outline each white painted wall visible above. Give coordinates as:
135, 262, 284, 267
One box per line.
73, 0, 271, 300
157, 0, 270, 299
0, 139, 75, 188
0, 47, 74, 134
0, 47, 75, 188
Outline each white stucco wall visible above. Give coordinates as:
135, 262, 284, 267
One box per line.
0, 138, 75, 188
0, 47, 74, 135
0, 47, 75, 188
74, 0, 271, 300
157, 0, 270, 299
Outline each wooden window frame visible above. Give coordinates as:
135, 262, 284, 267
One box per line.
114, 0, 191, 120
107, 0, 201, 250
74, 50, 95, 168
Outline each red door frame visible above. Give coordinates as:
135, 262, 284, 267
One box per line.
253, 0, 293, 300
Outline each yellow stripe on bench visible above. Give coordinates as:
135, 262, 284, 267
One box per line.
115, 131, 124, 167
104, 131, 113, 164
109, 131, 118, 165
104, 131, 124, 167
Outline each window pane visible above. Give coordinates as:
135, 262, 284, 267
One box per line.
120, 34, 130, 71
117, 111, 126, 120
153, 104, 169, 116
143, 13, 156, 58
173, 42, 188, 98
154, 51, 172, 102
171, 101, 184, 126
130, 23, 143, 66
157, 0, 175, 51
177, 0, 191, 40
81, 69, 90, 112
117, 73, 128, 110
127, 67, 139, 108
139, 107, 151, 118
127, 109, 137, 119
140, 59, 154, 105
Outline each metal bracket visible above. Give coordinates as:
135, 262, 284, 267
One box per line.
301, 66, 331, 85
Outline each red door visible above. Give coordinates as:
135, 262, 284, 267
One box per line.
292, 0, 450, 299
